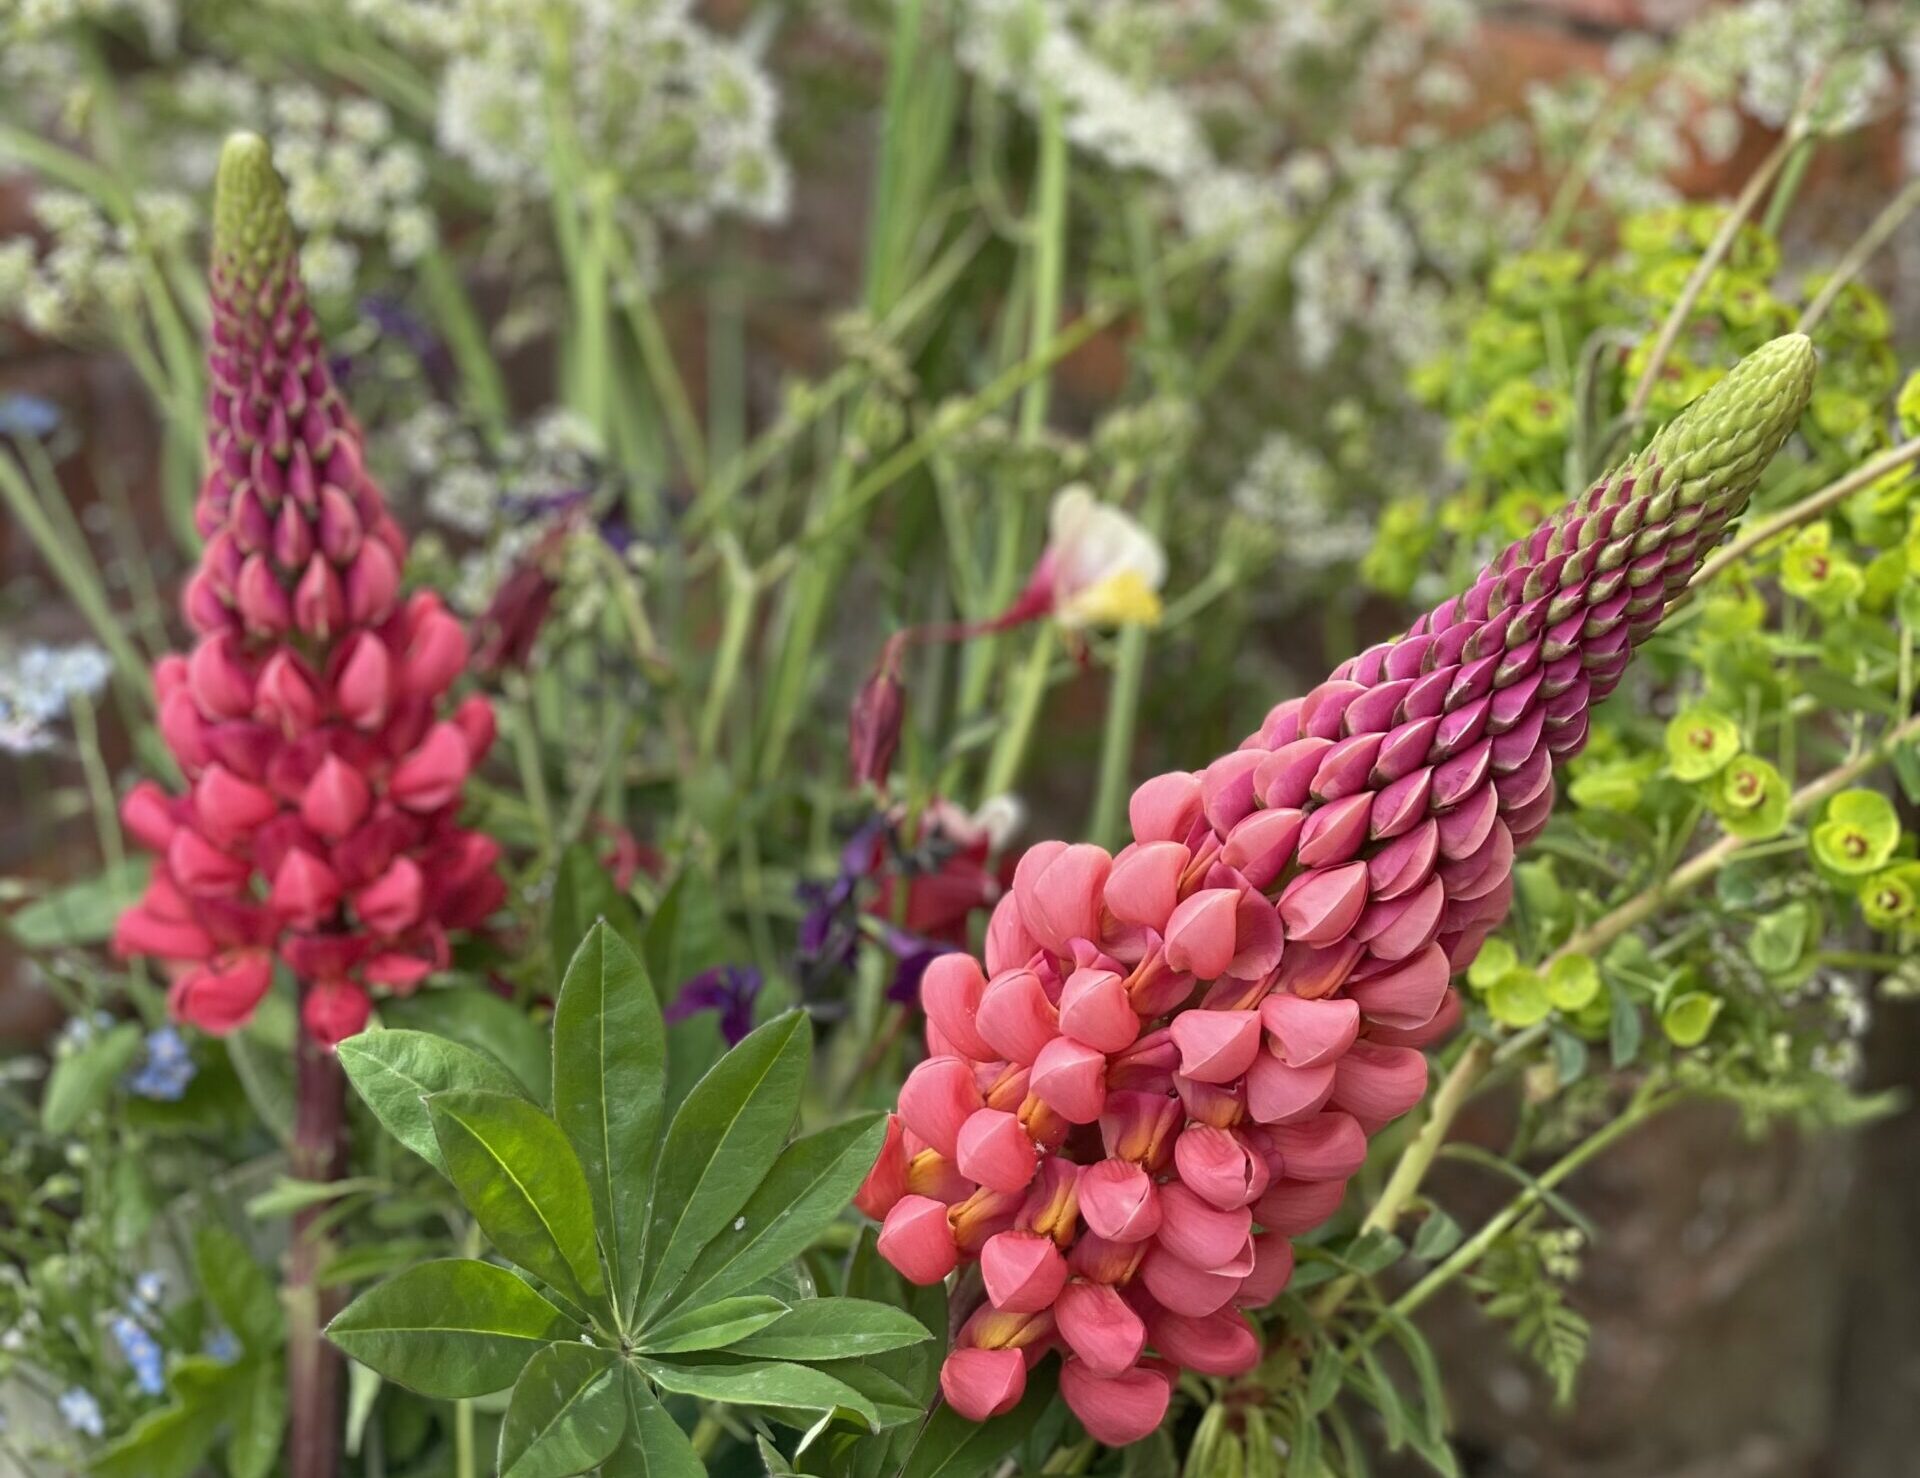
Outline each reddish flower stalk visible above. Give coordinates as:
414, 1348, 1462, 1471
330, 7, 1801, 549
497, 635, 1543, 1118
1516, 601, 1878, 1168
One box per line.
857, 335, 1817, 1443
111, 134, 504, 1475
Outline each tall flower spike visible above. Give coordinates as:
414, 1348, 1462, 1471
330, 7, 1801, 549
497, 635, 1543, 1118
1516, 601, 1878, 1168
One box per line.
113, 133, 504, 1047
856, 335, 1816, 1445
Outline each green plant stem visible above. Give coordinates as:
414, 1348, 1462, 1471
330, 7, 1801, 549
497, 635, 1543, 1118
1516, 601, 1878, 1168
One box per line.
1310, 709, 1920, 1328
1796, 177, 1920, 333
690, 1412, 725, 1459
697, 534, 756, 765
1759, 135, 1817, 239
1625, 125, 1805, 425
1690, 434, 1920, 588
982, 630, 1056, 800
416, 246, 509, 432
622, 264, 709, 488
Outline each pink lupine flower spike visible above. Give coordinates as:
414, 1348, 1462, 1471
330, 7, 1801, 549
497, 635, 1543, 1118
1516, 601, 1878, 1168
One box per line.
858, 335, 1816, 1442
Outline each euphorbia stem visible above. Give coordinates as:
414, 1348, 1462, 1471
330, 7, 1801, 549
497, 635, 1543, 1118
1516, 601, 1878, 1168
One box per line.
289, 1026, 349, 1478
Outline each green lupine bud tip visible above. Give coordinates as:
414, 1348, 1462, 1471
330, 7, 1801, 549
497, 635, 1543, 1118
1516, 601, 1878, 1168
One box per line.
212, 132, 295, 291
1641, 332, 1816, 511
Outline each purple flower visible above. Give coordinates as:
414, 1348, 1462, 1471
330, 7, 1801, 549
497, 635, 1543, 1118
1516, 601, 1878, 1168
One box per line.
666, 964, 765, 1046
883, 928, 955, 1005
794, 816, 889, 990
0, 394, 61, 439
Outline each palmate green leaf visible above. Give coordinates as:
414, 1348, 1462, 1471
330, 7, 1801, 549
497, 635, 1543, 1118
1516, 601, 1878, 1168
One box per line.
796, 1359, 925, 1431
387, 987, 552, 1103
41, 1020, 142, 1134
551, 921, 665, 1317
637, 1012, 811, 1318
428, 1090, 607, 1315
326, 1258, 575, 1398
896, 1358, 1057, 1478
670, 1112, 886, 1315
338, 1029, 530, 1175
728, 1299, 930, 1361
602, 1367, 704, 1478
498, 1341, 627, 1478
636, 1356, 881, 1432
636, 1295, 791, 1354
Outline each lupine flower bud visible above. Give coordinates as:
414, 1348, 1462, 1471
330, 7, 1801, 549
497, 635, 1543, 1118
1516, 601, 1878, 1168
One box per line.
113, 135, 500, 1045
862, 337, 1816, 1444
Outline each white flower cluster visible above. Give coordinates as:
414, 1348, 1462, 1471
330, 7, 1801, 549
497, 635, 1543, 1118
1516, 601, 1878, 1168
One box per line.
1676, 0, 1896, 137
0, 190, 191, 339
172, 66, 437, 292
0, 641, 111, 756
371, 0, 790, 232
1229, 431, 1373, 570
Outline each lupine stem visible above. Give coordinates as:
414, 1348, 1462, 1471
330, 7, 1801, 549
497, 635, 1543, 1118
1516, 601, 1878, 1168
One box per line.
288, 1029, 349, 1478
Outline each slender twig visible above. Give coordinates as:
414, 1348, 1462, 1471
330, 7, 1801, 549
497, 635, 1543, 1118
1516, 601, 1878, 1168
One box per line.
1691, 436, 1920, 589
1797, 179, 1920, 333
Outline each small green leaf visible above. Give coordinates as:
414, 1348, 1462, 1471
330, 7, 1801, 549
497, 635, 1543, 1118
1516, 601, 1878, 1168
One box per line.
672, 1112, 886, 1315
1608, 980, 1643, 1068
727, 1299, 930, 1360
428, 1091, 607, 1313
1747, 902, 1815, 975
226, 1358, 285, 1478
337, 1029, 529, 1175
1487, 968, 1551, 1028
1661, 991, 1723, 1048
194, 1224, 282, 1353
1812, 788, 1900, 875
42, 1021, 142, 1134
1411, 1209, 1462, 1263
9, 858, 148, 949
1464, 938, 1517, 994
1543, 955, 1600, 1012
602, 1368, 704, 1478
897, 1359, 1058, 1478
638, 1012, 811, 1316
498, 1341, 627, 1478
386, 988, 552, 1103
549, 844, 640, 986
89, 1356, 244, 1478
636, 1357, 881, 1431
327, 1258, 575, 1398
637, 1295, 791, 1354
551, 921, 666, 1317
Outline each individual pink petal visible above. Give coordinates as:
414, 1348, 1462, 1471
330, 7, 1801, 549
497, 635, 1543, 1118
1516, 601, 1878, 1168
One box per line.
1173, 1125, 1270, 1210
1174, 1073, 1245, 1129
950, 1185, 1025, 1254
1148, 1307, 1262, 1377
878, 1195, 959, 1285
1103, 842, 1188, 928
906, 1148, 974, 1204
302, 979, 372, 1048
1330, 1042, 1429, 1128
1278, 862, 1370, 946
985, 892, 1041, 975
1079, 1159, 1162, 1244
187, 632, 255, 720
389, 722, 471, 812
980, 1230, 1069, 1314
1244, 1053, 1337, 1126
1140, 1241, 1240, 1316
921, 952, 995, 1061
976, 969, 1058, 1066
1060, 1358, 1173, 1448
1351, 874, 1445, 962
192, 763, 279, 845
167, 951, 273, 1035
332, 631, 392, 730
1264, 1113, 1367, 1182
1056, 1281, 1146, 1377
354, 857, 424, 936
1016, 842, 1112, 952
1058, 968, 1140, 1053
1369, 819, 1439, 900
1251, 1174, 1344, 1228
941, 1348, 1026, 1421
1345, 943, 1449, 1030
1163, 889, 1239, 980
1366, 988, 1463, 1048
854, 1114, 909, 1220
1107, 1028, 1179, 1093
1069, 1232, 1148, 1286
1221, 808, 1305, 890
1169, 1009, 1261, 1084
1201, 750, 1265, 834
898, 1056, 983, 1159
1274, 937, 1366, 1000
1155, 1181, 1252, 1269
1255, 738, 1331, 811
1235, 1234, 1295, 1308
120, 781, 181, 853
1228, 891, 1286, 978
1296, 792, 1374, 868
955, 1108, 1038, 1193
255, 649, 323, 735
269, 848, 341, 928
1030, 1036, 1108, 1124
1259, 993, 1359, 1068
1129, 771, 1203, 844
299, 753, 371, 840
